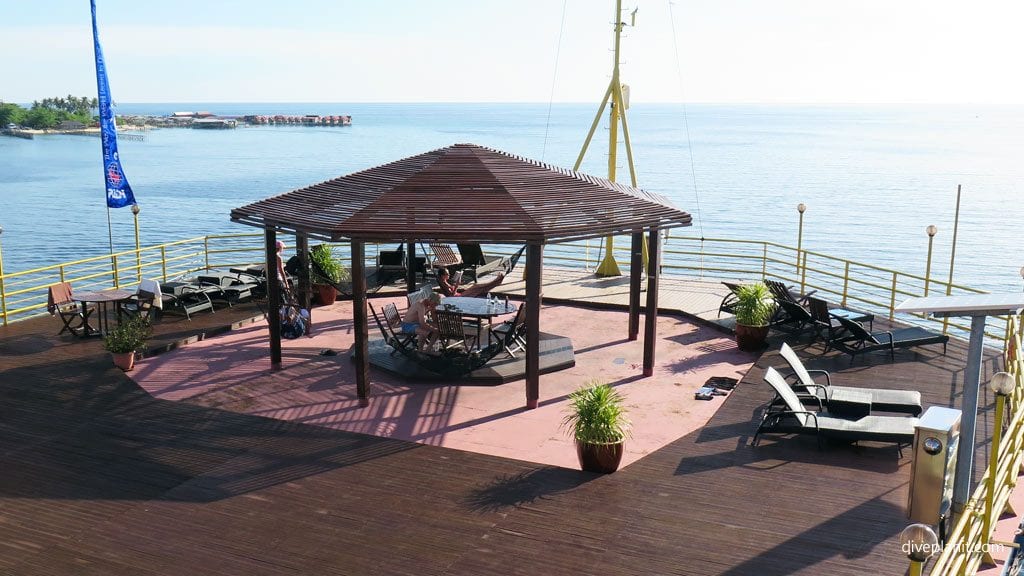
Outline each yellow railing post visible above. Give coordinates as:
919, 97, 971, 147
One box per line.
889, 271, 898, 320
924, 225, 937, 296
204, 236, 210, 271
0, 225, 7, 326
112, 255, 120, 288
800, 251, 808, 295
761, 243, 768, 280
796, 203, 806, 275
132, 204, 141, 282
842, 261, 850, 306
984, 391, 1006, 557
160, 246, 168, 281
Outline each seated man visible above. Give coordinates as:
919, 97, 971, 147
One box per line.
438, 268, 506, 298
402, 292, 441, 352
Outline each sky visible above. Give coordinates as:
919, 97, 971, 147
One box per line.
2, 0, 1023, 104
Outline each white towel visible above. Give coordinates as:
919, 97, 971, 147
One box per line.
139, 278, 163, 309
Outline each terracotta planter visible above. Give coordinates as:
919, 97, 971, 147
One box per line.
111, 351, 136, 372
734, 323, 769, 352
315, 284, 338, 306
575, 440, 625, 473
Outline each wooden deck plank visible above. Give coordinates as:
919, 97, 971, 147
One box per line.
0, 274, 1004, 575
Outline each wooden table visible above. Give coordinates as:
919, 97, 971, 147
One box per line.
73, 288, 136, 337
440, 296, 517, 346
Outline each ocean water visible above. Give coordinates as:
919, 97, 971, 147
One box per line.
0, 103, 1022, 292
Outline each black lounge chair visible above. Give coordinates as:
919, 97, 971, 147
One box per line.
456, 243, 509, 282
754, 367, 918, 450
159, 280, 215, 320
429, 243, 463, 272
764, 278, 817, 306
778, 343, 922, 415
770, 299, 817, 337
718, 282, 742, 317
806, 296, 874, 350
376, 245, 407, 286
832, 316, 949, 365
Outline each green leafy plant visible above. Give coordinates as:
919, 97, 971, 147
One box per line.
102, 315, 152, 354
310, 244, 346, 284
732, 282, 776, 327
562, 380, 630, 445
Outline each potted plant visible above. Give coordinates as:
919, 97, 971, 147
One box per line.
102, 315, 151, 371
310, 243, 344, 305
732, 282, 776, 351
562, 380, 630, 473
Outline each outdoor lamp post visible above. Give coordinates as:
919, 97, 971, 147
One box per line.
796, 203, 806, 275
131, 203, 141, 282
900, 523, 939, 576
925, 225, 938, 296
984, 371, 1015, 550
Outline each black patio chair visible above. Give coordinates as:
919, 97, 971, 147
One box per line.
764, 279, 817, 306
718, 282, 743, 317
434, 309, 477, 352
159, 280, 215, 320
376, 244, 407, 286
831, 316, 949, 365
456, 243, 509, 282
770, 299, 817, 337
778, 343, 922, 415
753, 367, 918, 451
490, 304, 526, 358
368, 301, 417, 356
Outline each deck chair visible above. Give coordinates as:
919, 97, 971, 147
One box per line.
806, 296, 874, 350
196, 272, 260, 304
754, 367, 918, 450
770, 299, 817, 337
778, 343, 922, 415
159, 281, 215, 320
429, 243, 463, 271
832, 316, 949, 365
47, 282, 93, 336
764, 279, 817, 306
120, 278, 163, 321
504, 245, 527, 276
490, 304, 526, 358
718, 282, 743, 317
456, 243, 508, 282
376, 244, 406, 286
434, 309, 477, 351
368, 301, 417, 356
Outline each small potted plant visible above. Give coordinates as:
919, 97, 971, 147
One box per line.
732, 282, 776, 351
103, 315, 152, 371
310, 243, 345, 305
562, 380, 630, 473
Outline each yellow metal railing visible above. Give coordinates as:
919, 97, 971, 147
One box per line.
927, 315, 1024, 576
0, 233, 1013, 351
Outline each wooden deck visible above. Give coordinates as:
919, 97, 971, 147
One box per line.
0, 275, 1005, 575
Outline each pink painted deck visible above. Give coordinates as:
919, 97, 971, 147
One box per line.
131, 299, 755, 470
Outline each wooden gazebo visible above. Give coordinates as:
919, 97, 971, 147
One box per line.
230, 143, 692, 408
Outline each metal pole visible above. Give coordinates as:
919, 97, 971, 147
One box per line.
984, 392, 1006, 552
909, 560, 923, 576
796, 203, 806, 275
953, 314, 988, 512
131, 203, 141, 282
0, 225, 7, 327
924, 225, 937, 296
943, 185, 962, 334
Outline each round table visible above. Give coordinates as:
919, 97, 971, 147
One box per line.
74, 288, 136, 336
440, 296, 517, 346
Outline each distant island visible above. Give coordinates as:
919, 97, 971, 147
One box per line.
2, 99, 353, 137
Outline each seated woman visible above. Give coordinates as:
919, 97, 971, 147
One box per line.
402, 291, 441, 352
437, 268, 506, 298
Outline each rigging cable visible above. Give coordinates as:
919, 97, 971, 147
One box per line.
540, 0, 569, 163
667, 1, 706, 275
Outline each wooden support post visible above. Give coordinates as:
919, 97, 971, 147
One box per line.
296, 234, 311, 331
525, 243, 543, 409
629, 231, 643, 340
643, 227, 660, 377
352, 239, 370, 406
406, 240, 417, 294
264, 229, 282, 369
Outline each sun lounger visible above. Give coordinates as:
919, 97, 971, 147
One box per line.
778, 343, 922, 415
832, 316, 949, 365
754, 367, 918, 450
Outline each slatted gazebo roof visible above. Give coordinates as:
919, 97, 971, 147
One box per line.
230, 143, 691, 243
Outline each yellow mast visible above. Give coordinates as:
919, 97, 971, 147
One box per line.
574, 0, 641, 277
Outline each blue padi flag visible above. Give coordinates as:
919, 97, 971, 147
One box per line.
90, 0, 136, 209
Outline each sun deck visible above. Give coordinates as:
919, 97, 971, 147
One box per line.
0, 276, 1006, 575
